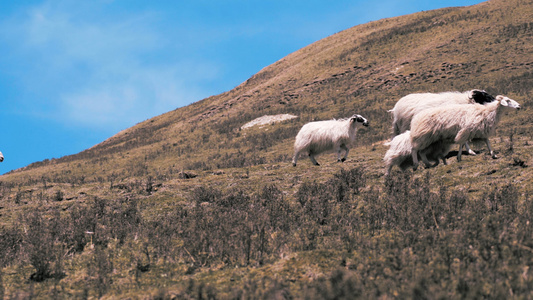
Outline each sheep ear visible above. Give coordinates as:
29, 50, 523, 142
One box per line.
496, 95, 507, 106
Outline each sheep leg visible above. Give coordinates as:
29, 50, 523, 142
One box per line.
428, 159, 439, 168
292, 151, 299, 166
335, 144, 343, 162
392, 120, 401, 137
419, 151, 433, 168
411, 149, 419, 171
455, 129, 470, 162
339, 144, 349, 162
465, 142, 476, 155
385, 165, 392, 176
485, 139, 497, 159
308, 153, 320, 166
343, 148, 349, 162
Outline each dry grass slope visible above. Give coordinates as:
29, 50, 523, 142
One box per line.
0, 0, 532, 298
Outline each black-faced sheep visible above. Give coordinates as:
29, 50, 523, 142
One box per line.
0, 151, 3, 162
390, 89, 495, 136
383, 130, 452, 175
389, 89, 495, 155
292, 114, 369, 166
410, 96, 521, 170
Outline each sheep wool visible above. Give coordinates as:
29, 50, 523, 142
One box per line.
410, 96, 521, 169
292, 115, 369, 166
384, 131, 452, 175
389, 89, 495, 136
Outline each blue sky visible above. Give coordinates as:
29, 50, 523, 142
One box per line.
0, 0, 484, 174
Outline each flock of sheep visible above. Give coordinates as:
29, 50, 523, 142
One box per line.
0, 90, 521, 174
292, 89, 522, 175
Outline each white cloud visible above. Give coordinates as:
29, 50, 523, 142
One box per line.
58, 64, 215, 131
1, 0, 219, 132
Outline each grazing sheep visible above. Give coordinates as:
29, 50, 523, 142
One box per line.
389, 89, 495, 155
384, 131, 453, 175
292, 114, 369, 166
0, 151, 3, 162
410, 96, 521, 170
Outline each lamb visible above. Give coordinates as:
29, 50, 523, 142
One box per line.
389, 89, 495, 155
410, 95, 521, 170
383, 131, 453, 176
292, 114, 369, 166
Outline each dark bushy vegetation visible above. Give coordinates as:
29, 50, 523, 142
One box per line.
1, 167, 532, 298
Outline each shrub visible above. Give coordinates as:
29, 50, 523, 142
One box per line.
303, 269, 363, 300
0, 225, 23, 268
90, 245, 114, 298
53, 190, 64, 202
1, 166, 532, 298
329, 167, 366, 202
22, 209, 66, 282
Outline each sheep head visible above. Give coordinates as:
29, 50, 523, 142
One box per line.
351, 114, 369, 127
469, 89, 496, 104
497, 95, 521, 110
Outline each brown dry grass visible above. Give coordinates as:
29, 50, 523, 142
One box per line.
0, 0, 532, 297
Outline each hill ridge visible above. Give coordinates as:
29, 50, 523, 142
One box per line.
2, 0, 531, 183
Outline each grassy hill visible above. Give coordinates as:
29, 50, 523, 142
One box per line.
0, 0, 532, 298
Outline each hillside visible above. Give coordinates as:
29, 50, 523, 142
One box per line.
0, 0, 532, 298
3, 0, 532, 184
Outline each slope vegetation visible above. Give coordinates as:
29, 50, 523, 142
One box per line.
0, 0, 532, 298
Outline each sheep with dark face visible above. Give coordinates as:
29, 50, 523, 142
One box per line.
389, 89, 495, 155
292, 114, 369, 166
0, 151, 3, 162
390, 89, 495, 136
410, 96, 521, 170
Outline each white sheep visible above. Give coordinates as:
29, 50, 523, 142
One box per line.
0, 151, 3, 162
410, 96, 521, 170
383, 131, 453, 175
389, 89, 495, 155
292, 114, 369, 166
